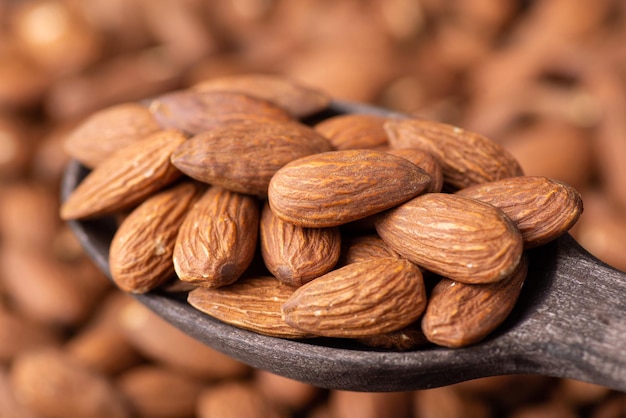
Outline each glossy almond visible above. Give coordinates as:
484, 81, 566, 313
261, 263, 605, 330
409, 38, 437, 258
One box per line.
422, 256, 529, 348
63, 102, 161, 168
260, 203, 341, 287
173, 186, 259, 288
268, 149, 432, 227
171, 119, 332, 196
149, 89, 293, 135
384, 118, 524, 189
109, 182, 201, 293
456, 176, 583, 248
60, 129, 185, 220
282, 258, 427, 338
193, 73, 331, 118
314, 113, 390, 150
375, 193, 523, 284
188, 276, 311, 339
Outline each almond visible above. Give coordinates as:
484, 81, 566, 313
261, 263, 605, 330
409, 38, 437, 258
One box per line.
60, 129, 185, 220
421, 255, 529, 348
193, 73, 331, 118
63, 102, 161, 168
282, 258, 427, 338
170, 118, 332, 196
375, 193, 523, 284
337, 234, 401, 266
149, 89, 293, 135
384, 118, 524, 189
314, 113, 390, 150
260, 202, 341, 287
456, 176, 583, 248
109, 181, 201, 293
188, 276, 311, 339
173, 186, 259, 288
268, 149, 432, 227
386, 148, 444, 193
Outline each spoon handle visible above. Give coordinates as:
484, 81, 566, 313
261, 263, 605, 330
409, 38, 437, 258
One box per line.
514, 234, 626, 391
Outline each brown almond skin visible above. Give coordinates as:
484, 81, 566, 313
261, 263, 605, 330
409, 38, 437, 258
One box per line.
337, 234, 401, 266
63, 102, 162, 168
456, 176, 583, 248
109, 182, 201, 293
171, 119, 332, 196
173, 186, 259, 288
260, 203, 341, 287
282, 258, 427, 338
314, 113, 390, 150
375, 193, 523, 284
149, 89, 293, 135
60, 129, 185, 220
421, 255, 529, 348
193, 73, 331, 118
384, 118, 524, 189
386, 148, 444, 193
268, 149, 432, 228
188, 276, 311, 339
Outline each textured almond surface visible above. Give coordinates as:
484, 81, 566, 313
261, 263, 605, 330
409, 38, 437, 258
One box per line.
314, 113, 390, 150
385, 118, 524, 189
282, 258, 427, 337
375, 193, 524, 284
422, 256, 529, 348
260, 203, 341, 287
268, 149, 432, 227
149, 89, 293, 135
337, 234, 401, 266
109, 182, 201, 293
60, 129, 185, 220
63, 102, 161, 168
386, 148, 444, 193
193, 73, 331, 118
173, 186, 259, 288
188, 276, 311, 339
171, 119, 332, 196
456, 176, 583, 248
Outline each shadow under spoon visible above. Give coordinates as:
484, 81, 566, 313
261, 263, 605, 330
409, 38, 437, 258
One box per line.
61, 101, 626, 393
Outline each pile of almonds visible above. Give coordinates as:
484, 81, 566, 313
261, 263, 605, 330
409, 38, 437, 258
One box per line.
61, 73, 583, 349
2, 0, 626, 416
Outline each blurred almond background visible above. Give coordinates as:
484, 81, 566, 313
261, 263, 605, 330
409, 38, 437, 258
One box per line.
0, 0, 625, 417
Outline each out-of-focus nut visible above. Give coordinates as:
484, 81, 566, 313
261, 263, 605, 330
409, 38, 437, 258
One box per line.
119, 299, 250, 380
413, 386, 491, 418
10, 347, 131, 418
65, 292, 142, 375
328, 390, 414, 418
0, 305, 61, 364
254, 369, 321, 412
0, 182, 60, 250
0, 245, 103, 326
196, 381, 287, 418
116, 365, 205, 418
501, 119, 593, 191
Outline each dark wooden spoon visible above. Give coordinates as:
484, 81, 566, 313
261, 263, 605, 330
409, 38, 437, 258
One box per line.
61, 101, 626, 393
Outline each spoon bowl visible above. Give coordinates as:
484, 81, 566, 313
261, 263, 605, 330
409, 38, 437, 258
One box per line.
61, 101, 626, 392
